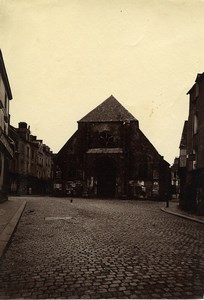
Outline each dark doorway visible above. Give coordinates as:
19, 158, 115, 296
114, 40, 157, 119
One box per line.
95, 157, 116, 198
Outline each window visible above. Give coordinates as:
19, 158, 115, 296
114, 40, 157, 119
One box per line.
21, 144, 24, 153
193, 113, 198, 134
99, 131, 114, 147
193, 149, 197, 170
26, 162, 29, 173
4, 93, 7, 110
31, 150, 34, 159
27, 146, 30, 158
21, 160, 24, 172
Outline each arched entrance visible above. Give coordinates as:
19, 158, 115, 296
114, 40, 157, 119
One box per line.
95, 157, 116, 198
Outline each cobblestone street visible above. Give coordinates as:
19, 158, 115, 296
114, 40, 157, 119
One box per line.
0, 197, 204, 299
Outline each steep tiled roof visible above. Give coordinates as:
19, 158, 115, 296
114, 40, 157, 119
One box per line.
78, 95, 137, 122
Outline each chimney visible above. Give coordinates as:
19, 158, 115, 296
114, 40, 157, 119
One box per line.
18, 122, 27, 129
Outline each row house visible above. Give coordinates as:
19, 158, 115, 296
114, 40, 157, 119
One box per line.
178, 73, 204, 215
0, 50, 14, 202
54, 96, 171, 200
9, 122, 53, 195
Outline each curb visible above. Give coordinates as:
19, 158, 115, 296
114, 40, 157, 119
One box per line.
0, 200, 26, 257
161, 207, 204, 224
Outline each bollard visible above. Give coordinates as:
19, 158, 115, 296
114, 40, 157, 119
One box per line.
166, 197, 169, 208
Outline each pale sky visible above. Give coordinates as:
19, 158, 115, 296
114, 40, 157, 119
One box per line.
1, 0, 204, 164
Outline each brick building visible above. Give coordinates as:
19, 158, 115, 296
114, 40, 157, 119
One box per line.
0, 50, 14, 202
54, 96, 170, 199
9, 122, 53, 195
179, 73, 204, 214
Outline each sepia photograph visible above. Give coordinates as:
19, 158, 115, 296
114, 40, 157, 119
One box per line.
0, 0, 204, 299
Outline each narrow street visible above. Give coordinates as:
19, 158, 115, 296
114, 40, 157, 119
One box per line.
0, 197, 204, 299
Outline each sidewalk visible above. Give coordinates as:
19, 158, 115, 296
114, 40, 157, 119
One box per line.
0, 198, 26, 257
161, 201, 204, 224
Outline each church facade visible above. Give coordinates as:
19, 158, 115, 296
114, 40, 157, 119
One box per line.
54, 96, 170, 200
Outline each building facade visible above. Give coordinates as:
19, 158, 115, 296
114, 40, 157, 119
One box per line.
171, 157, 180, 199
0, 50, 14, 202
179, 73, 204, 214
54, 96, 170, 200
178, 121, 188, 209
9, 122, 53, 195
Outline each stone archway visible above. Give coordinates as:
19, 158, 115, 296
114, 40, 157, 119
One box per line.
94, 157, 116, 198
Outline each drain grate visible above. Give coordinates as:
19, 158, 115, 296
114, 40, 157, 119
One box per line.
45, 216, 72, 221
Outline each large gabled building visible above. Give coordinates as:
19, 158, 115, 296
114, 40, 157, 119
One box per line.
54, 95, 170, 200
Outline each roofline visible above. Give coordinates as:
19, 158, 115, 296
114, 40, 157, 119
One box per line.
77, 119, 138, 123
0, 49, 12, 100
195, 72, 204, 83
78, 95, 138, 123
179, 120, 188, 148
186, 84, 195, 95
56, 130, 78, 157
187, 72, 204, 95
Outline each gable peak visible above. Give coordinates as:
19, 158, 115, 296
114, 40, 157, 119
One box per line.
79, 95, 137, 123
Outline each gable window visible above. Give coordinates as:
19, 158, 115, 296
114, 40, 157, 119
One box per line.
99, 131, 114, 147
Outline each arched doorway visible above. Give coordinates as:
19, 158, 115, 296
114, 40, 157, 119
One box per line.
95, 157, 116, 198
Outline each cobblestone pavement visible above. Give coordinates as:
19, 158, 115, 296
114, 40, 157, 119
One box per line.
0, 197, 204, 299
